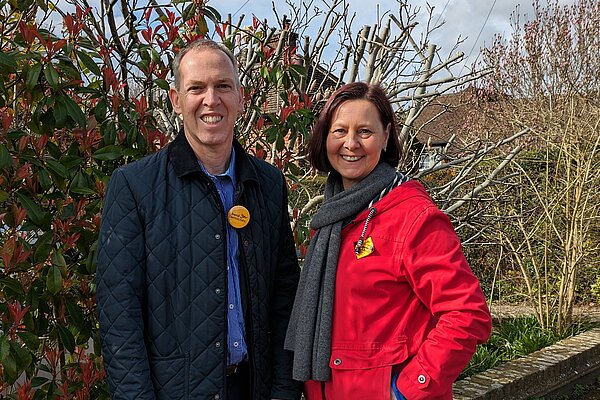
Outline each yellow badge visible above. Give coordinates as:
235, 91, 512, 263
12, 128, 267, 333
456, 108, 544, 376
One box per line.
355, 236, 375, 260
228, 205, 250, 229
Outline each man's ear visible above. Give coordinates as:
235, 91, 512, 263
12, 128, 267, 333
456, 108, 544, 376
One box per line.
169, 87, 182, 114
237, 86, 244, 115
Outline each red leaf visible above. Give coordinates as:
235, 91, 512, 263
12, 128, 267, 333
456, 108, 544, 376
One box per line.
7, 300, 30, 326
1, 107, 13, 132
141, 28, 152, 43
14, 163, 32, 181
64, 14, 74, 35
18, 21, 37, 45
144, 8, 152, 24
12, 205, 27, 227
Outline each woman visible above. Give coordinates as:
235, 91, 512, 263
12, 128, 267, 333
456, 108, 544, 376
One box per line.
285, 82, 492, 400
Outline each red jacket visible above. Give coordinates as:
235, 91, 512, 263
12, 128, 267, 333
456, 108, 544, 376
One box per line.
304, 180, 492, 400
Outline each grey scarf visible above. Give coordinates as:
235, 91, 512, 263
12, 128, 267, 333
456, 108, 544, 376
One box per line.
284, 163, 400, 381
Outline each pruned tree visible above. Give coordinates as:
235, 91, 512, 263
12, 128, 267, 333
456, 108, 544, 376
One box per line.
0, 0, 529, 394
473, 0, 600, 332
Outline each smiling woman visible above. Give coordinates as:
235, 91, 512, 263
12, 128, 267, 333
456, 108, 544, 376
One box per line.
325, 99, 390, 190
285, 82, 492, 400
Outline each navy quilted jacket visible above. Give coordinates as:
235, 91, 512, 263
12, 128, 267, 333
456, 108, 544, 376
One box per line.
96, 132, 302, 399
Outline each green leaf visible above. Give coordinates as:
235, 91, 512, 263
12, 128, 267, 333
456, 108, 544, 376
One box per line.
27, 63, 43, 90
93, 145, 124, 161
101, 120, 117, 145
43, 63, 60, 90
0, 335, 10, 363
0, 51, 17, 69
203, 6, 222, 23
51, 250, 67, 268
16, 192, 51, 230
182, 3, 196, 21
34, 0, 48, 12
46, 265, 63, 295
17, 331, 40, 351
33, 231, 53, 264
62, 95, 87, 128
45, 157, 68, 179
76, 50, 101, 75
0, 143, 11, 168
38, 169, 52, 191
0, 277, 23, 296
53, 95, 67, 128
0, 189, 8, 202
56, 325, 75, 353
154, 78, 170, 91
94, 101, 108, 122
71, 171, 95, 195
65, 299, 85, 333
2, 354, 17, 382
31, 376, 50, 388
10, 341, 32, 369
61, 155, 83, 172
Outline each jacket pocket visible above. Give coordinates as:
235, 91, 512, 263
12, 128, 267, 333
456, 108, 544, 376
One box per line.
149, 353, 189, 399
328, 337, 408, 400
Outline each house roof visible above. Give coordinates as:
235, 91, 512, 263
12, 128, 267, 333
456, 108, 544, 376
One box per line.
411, 88, 478, 147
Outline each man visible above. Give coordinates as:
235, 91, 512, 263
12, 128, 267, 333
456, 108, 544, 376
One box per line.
96, 39, 302, 400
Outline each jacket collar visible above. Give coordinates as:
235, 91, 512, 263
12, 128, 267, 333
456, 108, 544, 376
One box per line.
168, 129, 259, 185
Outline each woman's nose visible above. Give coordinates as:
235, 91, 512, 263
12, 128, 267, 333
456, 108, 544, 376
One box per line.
343, 133, 360, 150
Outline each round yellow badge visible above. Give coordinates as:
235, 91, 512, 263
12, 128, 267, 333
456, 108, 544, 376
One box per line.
228, 205, 250, 229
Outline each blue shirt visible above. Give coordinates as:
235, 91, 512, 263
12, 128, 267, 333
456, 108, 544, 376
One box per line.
199, 148, 248, 365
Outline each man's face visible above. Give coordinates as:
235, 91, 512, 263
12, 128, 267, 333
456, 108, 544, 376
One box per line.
169, 48, 244, 158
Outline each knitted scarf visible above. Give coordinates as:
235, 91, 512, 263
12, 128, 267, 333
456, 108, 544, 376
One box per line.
284, 163, 400, 381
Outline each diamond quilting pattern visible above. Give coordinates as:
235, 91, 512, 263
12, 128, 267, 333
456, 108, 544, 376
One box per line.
97, 137, 298, 399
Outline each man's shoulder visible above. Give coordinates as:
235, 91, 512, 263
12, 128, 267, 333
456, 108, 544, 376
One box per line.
116, 147, 169, 175
246, 154, 282, 177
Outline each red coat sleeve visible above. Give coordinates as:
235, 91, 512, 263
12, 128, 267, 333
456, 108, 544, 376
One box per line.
395, 205, 492, 400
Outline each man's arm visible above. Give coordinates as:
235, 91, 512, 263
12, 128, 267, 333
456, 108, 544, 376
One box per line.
269, 175, 303, 400
96, 169, 155, 399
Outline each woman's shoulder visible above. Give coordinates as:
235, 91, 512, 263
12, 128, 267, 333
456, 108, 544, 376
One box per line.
383, 180, 437, 211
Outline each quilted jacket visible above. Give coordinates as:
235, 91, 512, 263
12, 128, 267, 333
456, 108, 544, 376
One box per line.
96, 131, 302, 400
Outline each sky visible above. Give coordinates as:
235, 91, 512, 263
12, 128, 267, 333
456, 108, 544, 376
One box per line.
206, 0, 577, 72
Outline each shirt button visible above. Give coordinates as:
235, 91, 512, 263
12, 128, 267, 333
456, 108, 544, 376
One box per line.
214, 395, 220, 400
215, 233, 221, 240
333, 358, 342, 366
215, 341, 221, 348
215, 288, 222, 295
233, 341, 239, 347
229, 304, 234, 310
418, 374, 426, 384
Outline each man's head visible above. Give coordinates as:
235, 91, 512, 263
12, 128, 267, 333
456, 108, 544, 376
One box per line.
172, 39, 241, 90
169, 39, 244, 162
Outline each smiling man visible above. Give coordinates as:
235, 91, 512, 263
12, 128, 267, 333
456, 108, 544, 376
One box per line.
97, 39, 302, 400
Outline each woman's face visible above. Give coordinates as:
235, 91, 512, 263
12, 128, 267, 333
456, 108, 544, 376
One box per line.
326, 99, 390, 190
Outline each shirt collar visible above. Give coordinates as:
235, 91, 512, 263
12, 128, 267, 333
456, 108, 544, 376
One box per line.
198, 146, 236, 183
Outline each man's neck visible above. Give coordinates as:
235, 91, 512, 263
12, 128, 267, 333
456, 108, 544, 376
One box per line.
196, 145, 233, 176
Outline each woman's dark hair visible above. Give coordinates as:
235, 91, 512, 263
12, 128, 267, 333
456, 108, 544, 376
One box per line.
308, 82, 402, 172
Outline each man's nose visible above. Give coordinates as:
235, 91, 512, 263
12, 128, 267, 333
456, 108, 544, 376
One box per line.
203, 87, 220, 106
